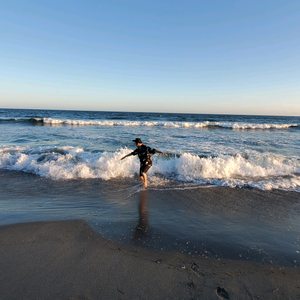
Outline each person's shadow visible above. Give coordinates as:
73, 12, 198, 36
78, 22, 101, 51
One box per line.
133, 190, 149, 242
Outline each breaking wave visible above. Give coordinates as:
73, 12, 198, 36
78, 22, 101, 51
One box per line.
0, 117, 298, 130
0, 146, 299, 192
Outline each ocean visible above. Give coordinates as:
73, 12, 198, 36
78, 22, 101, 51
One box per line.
1, 108, 300, 266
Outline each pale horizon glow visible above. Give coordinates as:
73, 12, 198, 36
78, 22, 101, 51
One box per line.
0, 0, 299, 116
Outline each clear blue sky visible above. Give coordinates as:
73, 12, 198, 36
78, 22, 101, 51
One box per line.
0, 0, 299, 115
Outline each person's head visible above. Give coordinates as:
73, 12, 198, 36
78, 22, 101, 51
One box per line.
133, 138, 142, 146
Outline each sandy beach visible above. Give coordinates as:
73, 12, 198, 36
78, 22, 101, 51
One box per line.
0, 220, 299, 300
1, 168, 300, 267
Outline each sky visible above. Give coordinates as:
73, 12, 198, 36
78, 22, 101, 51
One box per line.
0, 0, 299, 115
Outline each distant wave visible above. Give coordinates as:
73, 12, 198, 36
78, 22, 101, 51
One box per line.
1, 146, 299, 192
41, 118, 300, 129
1, 117, 298, 130
0, 117, 43, 124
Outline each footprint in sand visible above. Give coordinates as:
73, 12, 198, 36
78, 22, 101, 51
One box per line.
215, 286, 229, 299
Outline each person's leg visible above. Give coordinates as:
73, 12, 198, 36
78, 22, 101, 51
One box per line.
139, 165, 144, 186
140, 175, 146, 187
140, 165, 151, 188
141, 172, 147, 188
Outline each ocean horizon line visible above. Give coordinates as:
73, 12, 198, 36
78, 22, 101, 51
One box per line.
0, 107, 299, 118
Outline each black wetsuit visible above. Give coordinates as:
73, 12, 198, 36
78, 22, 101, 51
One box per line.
132, 144, 156, 176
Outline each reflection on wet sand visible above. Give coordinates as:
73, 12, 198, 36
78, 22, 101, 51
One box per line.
133, 190, 149, 241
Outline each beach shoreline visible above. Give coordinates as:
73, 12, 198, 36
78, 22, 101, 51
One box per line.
1, 169, 300, 268
0, 220, 299, 300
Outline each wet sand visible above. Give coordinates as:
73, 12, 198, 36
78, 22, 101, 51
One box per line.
0, 220, 299, 300
1, 169, 300, 268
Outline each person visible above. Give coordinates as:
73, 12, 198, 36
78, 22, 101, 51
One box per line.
121, 138, 167, 188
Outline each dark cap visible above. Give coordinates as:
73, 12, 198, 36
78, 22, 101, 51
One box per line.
133, 138, 142, 144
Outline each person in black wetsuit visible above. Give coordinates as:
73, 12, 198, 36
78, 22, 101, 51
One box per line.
121, 138, 167, 188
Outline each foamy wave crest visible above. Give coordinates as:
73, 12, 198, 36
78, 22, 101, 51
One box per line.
152, 153, 300, 191
42, 118, 214, 127
0, 116, 298, 130
0, 147, 299, 191
0, 146, 139, 180
152, 152, 297, 176
231, 123, 297, 129
43, 118, 141, 126
41, 118, 298, 130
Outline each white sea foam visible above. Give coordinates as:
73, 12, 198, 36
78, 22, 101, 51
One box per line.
41, 118, 298, 130
0, 146, 299, 191
0, 147, 139, 180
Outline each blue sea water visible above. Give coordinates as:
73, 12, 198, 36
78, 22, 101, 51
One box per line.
1, 108, 299, 191
1, 109, 300, 266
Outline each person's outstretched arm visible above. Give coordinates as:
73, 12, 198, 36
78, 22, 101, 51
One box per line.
121, 152, 134, 160
155, 149, 168, 156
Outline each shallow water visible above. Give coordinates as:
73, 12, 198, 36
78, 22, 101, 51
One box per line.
1, 170, 299, 267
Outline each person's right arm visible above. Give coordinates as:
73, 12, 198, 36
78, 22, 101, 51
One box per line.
121, 152, 134, 160
155, 149, 168, 156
